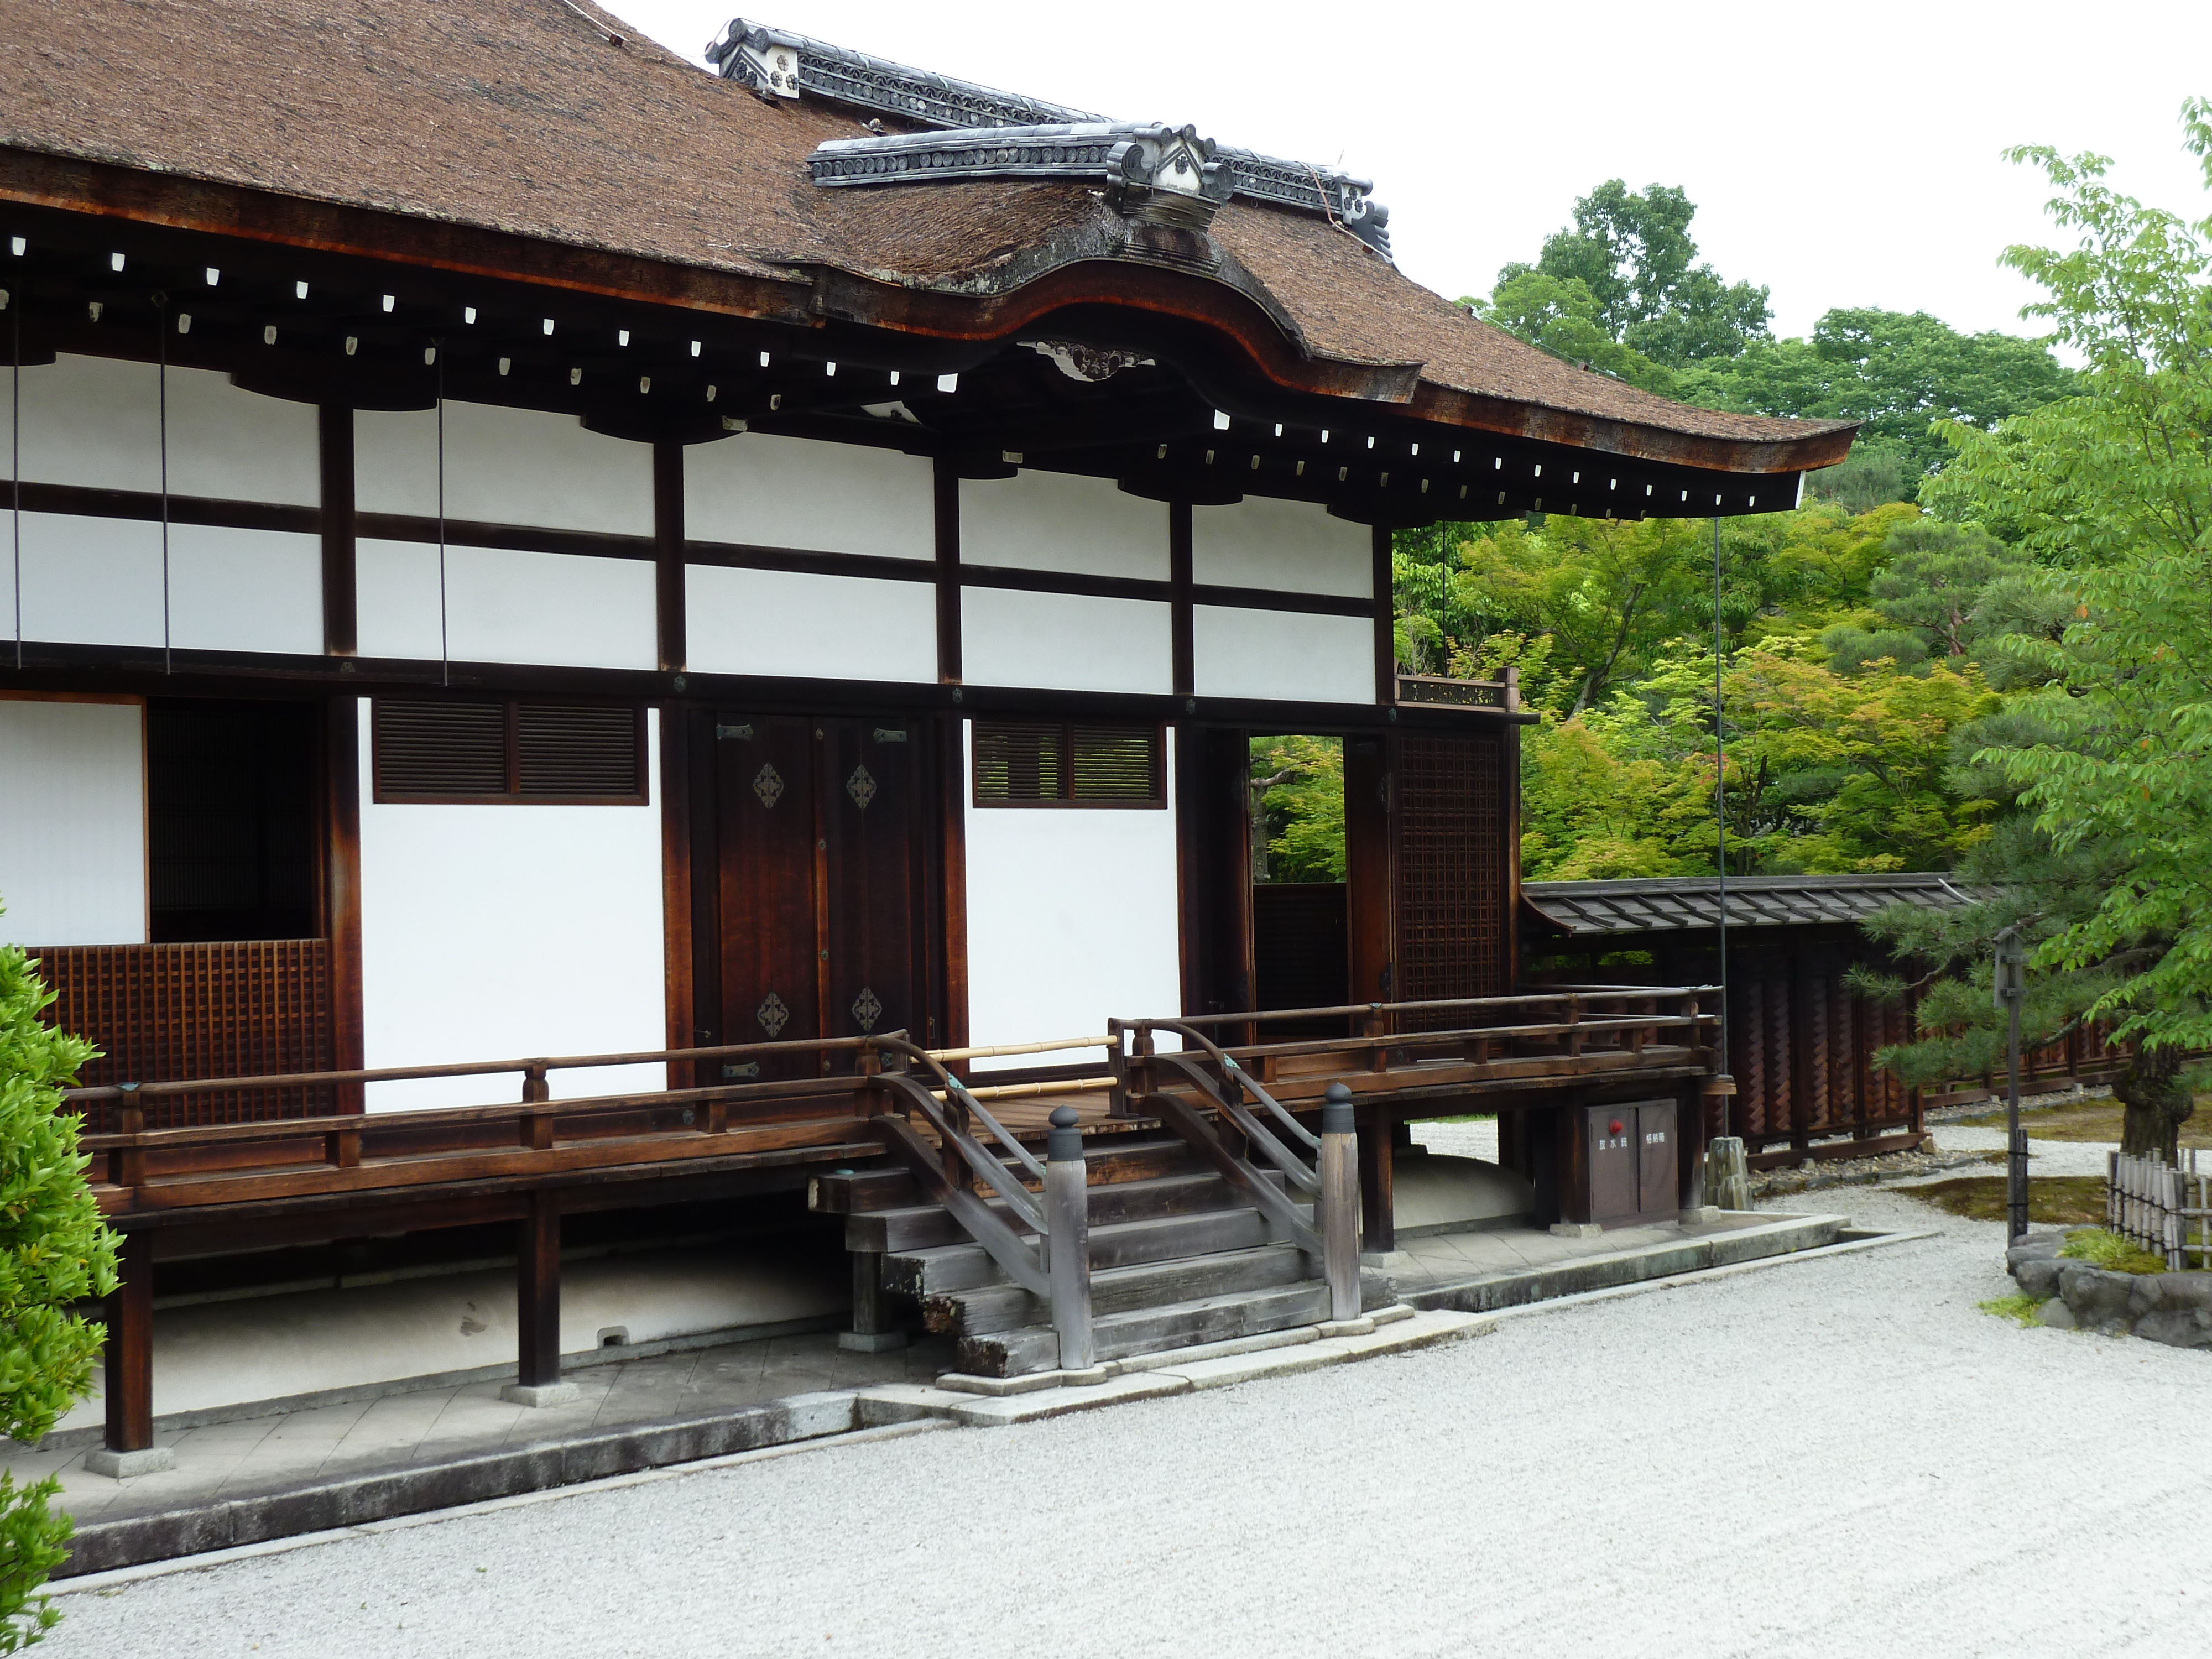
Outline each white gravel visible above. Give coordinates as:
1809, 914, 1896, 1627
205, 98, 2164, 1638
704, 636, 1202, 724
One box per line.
44, 1189, 2210, 1659
1924, 1125, 2119, 1178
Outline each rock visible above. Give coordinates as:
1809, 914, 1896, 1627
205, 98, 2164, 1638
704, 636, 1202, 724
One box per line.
2132, 1308, 2212, 1349
2146, 1271, 2212, 1314
2006, 1234, 2068, 1269
2039, 1299, 2077, 1329
2058, 1264, 2138, 1335
2013, 1258, 2069, 1299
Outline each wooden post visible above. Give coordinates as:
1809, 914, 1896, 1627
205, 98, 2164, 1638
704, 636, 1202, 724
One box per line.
1044, 1106, 1097, 1374
503, 1189, 575, 1406
839, 1250, 906, 1352
1357, 1102, 1396, 1256
1320, 1084, 1361, 1321
87, 1228, 172, 1476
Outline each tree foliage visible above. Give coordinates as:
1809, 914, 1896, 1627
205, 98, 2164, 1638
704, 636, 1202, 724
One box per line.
1, 926, 117, 1653
1248, 735, 1345, 883
1865, 100, 2212, 1158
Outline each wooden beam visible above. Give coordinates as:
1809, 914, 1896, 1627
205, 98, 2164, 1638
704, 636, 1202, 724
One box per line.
1357, 1105, 1395, 1254
653, 441, 687, 674
515, 1188, 562, 1391
318, 406, 356, 657
1169, 500, 1194, 698
936, 712, 971, 1059
658, 702, 697, 1088
102, 1228, 155, 1453
933, 459, 962, 685
1371, 524, 1395, 707
324, 695, 365, 1113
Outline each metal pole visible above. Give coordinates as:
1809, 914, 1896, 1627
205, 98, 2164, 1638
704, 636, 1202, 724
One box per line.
156, 292, 170, 676
1711, 515, 1732, 1119
1044, 1105, 1095, 1373
1320, 1082, 1361, 1321
1996, 927, 2027, 1242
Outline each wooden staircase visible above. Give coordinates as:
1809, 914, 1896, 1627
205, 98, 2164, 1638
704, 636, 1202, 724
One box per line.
813, 1129, 1392, 1377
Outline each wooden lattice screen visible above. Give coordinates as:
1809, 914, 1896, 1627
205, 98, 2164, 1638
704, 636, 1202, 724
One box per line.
1394, 732, 1509, 1024
28, 941, 337, 1130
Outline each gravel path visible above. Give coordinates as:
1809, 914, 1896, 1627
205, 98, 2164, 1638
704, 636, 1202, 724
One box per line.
1925, 1125, 2119, 1178
44, 1191, 2210, 1659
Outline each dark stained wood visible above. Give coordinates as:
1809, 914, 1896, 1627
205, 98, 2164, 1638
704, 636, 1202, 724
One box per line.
318, 407, 356, 657
658, 703, 697, 1089
933, 458, 962, 684
712, 716, 822, 1080
1169, 501, 1194, 697
936, 712, 971, 1058
1370, 524, 1395, 707
515, 1188, 561, 1389
1357, 1104, 1395, 1254
324, 695, 365, 1114
1394, 730, 1510, 1026
103, 1228, 156, 1453
1343, 734, 1395, 1005
11, 479, 319, 536
1175, 726, 1253, 1025
653, 441, 686, 674
818, 718, 920, 1066
1188, 583, 1373, 619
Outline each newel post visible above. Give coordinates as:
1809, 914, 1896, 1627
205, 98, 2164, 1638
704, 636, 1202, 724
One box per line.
1045, 1105, 1095, 1372
1321, 1083, 1362, 1321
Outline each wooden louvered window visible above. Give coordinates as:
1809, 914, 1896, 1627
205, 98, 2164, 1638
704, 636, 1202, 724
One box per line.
373, 699, 646, 804
972, 720, 1164, 808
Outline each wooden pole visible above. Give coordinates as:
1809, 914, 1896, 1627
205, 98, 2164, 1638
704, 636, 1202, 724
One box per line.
86, 1228, 173, 1477
1044, 1105, 1096, 1374
1320, 1084, 1361, 1321
504, 1189, 575, 1406
1357, 1103, 1396, 1256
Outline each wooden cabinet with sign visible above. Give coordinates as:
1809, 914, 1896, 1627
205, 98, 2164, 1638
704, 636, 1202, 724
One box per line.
1563, 1099, 1681, 1228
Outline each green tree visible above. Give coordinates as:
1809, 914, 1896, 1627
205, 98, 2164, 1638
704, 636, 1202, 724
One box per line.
1247, 735, 1345, 883
1870, 100, 2212, 1159
1, 926, 118, 1652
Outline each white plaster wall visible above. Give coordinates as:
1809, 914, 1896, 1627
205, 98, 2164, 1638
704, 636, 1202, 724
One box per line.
0, 353, 319, 504
0, 698, 145, 946
1193, 606, 1375, 703
357, 702, 667, 1110
959, 471, 1168, 579
355, 539, 656, 670
962, 722, 1180, 1065
1192, 497, 1372, 597
685, 564, 936, 682
686, 432, 933, 559
56, 1243, 847, 1430
8, 513, 165, 646
961, 588, 1172, 695
355, 403, 652, 536
5, 515, 321, 654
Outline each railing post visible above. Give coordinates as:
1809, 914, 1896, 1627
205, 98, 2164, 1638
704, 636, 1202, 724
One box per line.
1045, 1105, 1095, 1374
85, 1227, 172, 1478
1320, 1083, 1361, 1322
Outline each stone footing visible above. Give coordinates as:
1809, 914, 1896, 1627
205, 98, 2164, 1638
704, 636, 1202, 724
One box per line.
82, 1447, 175, 1480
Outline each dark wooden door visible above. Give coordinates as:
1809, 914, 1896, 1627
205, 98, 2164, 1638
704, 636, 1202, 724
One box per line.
818, 717, 920, 1053
1393, 729, 1510, 1028
712, 715, 821, 1080
1636, 1100, 1678, 1217
709, 713, 933, 1079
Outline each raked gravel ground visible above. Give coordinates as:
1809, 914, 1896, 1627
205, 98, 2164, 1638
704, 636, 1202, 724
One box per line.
43, 1181, 2211, 1659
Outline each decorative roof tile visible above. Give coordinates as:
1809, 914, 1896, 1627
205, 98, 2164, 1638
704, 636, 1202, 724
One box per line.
1522, 873, 1976, 936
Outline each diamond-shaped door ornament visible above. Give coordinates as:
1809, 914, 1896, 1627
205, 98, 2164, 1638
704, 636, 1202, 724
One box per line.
755, 990, 790, 1037
752, 762, 785, 809
845, 764, 877, 810
851, 986, 883, 1033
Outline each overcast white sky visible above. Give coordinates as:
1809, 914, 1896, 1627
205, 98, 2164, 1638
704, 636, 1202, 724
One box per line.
608, 1, 2212, 343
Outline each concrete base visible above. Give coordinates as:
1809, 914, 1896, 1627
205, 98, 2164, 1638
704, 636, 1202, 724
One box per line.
1548, 1222, 1604, 1239
82, 1446, 175, 1480
1678, 1206, 1725, 1228
1316, 1317, 1376, 1338
1360, 1250, 1412, 1269
937, 1365, 1110, 1397
837, 1330, 908, 1353
499, 1381, 581, 1408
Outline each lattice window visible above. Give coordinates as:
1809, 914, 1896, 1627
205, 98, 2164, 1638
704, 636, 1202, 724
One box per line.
972, 720, 1164, 808
1394, 733, 1507, 1019
373, 699, 646, 804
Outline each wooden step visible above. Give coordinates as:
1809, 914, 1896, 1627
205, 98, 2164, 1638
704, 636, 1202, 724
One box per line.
884, 1195, 1310, 1297
959, 1280, 1334, 1378
849, 1167, 1286, 1255
927, 1243, 1314, 1337
810, 1134, 1202, 1215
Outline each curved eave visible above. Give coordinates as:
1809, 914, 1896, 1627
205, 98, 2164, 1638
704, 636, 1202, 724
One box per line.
0, 145, 1854, 477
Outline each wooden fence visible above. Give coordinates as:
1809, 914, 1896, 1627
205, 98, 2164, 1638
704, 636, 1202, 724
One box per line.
2107, 1149, 2212, 1271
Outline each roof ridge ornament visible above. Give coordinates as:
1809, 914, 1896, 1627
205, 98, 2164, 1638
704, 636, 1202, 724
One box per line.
707, 17, 1391, 256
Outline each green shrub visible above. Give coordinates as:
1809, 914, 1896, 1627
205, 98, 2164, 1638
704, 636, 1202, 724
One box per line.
1978, 1292, 2049, 1327
1, 930, 119, 1653
2060, 1228, 2169, 1276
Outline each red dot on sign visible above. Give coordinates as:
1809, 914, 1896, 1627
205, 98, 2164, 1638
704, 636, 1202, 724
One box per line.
1609, 1119, 1623, 1135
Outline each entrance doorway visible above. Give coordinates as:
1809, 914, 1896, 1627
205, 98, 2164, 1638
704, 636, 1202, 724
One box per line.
698, 713, 943, 1079
1249, 734, 1348, 1031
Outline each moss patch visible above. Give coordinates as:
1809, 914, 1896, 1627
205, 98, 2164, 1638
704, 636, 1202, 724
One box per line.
2059, 1228, 2167, 1275
1979, 1292, 2048, 1327
1957, 1098, 2211, 1149
1903, 1175, 2107, 1224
